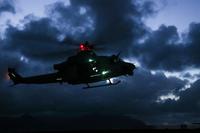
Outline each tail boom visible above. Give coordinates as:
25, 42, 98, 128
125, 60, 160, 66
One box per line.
8, 68, 62, 85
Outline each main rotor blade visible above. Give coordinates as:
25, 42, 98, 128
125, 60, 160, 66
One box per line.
32, 49, 77, 61
59, 37, 80, 47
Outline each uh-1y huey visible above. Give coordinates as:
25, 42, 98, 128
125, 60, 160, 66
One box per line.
8, 41, 136, 89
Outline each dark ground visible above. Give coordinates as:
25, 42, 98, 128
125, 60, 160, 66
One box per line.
0, 114, 200, 132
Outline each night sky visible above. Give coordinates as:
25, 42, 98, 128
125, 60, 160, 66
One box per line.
1, 0, 200, 126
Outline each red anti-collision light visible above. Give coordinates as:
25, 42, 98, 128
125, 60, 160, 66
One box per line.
80, 43, 85, 51
80, 43, 92, 51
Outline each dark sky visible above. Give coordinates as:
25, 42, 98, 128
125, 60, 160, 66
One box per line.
0, 0, 200, 125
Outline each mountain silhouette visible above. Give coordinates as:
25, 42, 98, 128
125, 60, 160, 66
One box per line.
0, 114, 150, 131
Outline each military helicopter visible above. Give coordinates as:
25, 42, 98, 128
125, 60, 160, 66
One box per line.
8, 41, 136, 89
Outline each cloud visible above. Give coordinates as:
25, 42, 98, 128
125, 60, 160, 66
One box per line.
2, 16, 63, 62
0, 0, 15, 14
46, 0, 156, 52
132, 23, 200, 71
176, 79, 200, 113
134, 77, 200, 120
0, 53, 23, 84
1, 0, 157, 62
1, 0, 200, 125
46, 1, 95, 40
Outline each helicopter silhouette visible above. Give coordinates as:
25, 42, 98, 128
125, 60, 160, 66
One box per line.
8, 41, 136, 89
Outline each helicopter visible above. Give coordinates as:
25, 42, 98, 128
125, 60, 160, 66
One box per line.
8, 41, 136, 89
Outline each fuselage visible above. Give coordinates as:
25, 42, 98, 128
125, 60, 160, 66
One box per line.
8, 50, 135, 86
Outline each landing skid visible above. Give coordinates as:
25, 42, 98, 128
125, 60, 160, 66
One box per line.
82, 80, 121, 89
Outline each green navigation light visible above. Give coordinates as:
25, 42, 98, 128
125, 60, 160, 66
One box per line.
88, 59, 94, 62
102, 70, 109, 75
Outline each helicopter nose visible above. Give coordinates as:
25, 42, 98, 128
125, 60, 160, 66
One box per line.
125, 63, 136, 75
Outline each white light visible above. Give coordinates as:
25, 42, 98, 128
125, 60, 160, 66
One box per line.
11, 73, 16, 78
89, 59, 94, 62
92, 67, 96, 70
106, 78, 115, 84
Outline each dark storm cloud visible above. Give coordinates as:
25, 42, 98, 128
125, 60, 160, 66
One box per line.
132, 25, 184, 71
3, 0, 200, 72
0, 0, 15, 14
2, 0, 156, 62
3, 16, 63, 61
46, 1, 95, 40
132, 23, 200, 71
187, 23, 200, 66
71, 0, 139, 44
47, 0, 155, 52
45, 0, 200, 72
